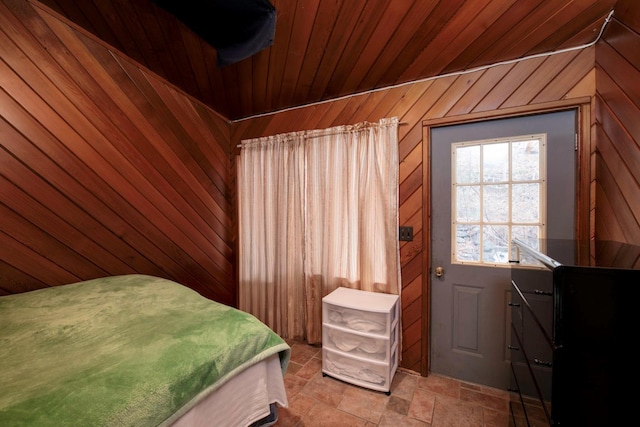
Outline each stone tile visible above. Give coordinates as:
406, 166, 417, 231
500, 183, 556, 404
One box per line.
407, 388, 436, 423
431, 393, 484, 427
285, 342, 512, 427
284, 372, 308, 399
288, 341, 322, 365
390, 370, 419, 401
273, 407, 300, 427
520, 401, 550, 424
301, 402, 368, 426
417, 373, 461, 399
378, 411, 432, 426
285, 360, 304, 375
460, 386, 509, 412
276, 393, 315, 427
461, 381, 510, 398
483, 407, 511, 427
337, 384, 390, 423
386, 395, 411, 415
299, 372, 348, 407
459, 380, 483, 392
295, 355, 323, 380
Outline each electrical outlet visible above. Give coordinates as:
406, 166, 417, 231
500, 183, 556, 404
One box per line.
399, 226, 413, 242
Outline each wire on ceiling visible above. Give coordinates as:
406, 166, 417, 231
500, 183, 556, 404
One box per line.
232, 9, 615, 124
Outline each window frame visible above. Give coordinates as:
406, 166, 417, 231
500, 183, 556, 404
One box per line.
450, 134, 548, 267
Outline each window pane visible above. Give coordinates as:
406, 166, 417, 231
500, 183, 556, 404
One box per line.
456, 145, 480, 184
483, 225, 509, 263
512, 226, 541, 266
483, 185, 509, 222
512, 139, 539, 181
451, 135, 545, 267
456, 185, 480, 222
455, 224, 480, 262
512, 226, 539, 248
511, 226, 542, 265
512, 183, 539, 223
483, 143, 509, 182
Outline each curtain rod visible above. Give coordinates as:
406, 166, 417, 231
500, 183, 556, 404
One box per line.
236, 122, 408, 148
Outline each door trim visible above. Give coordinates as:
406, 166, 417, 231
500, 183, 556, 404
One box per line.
420, 98, 592, 376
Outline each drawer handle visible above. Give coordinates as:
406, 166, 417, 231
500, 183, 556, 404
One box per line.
508, 302, 521, 307
534, 358, 552, 367
508, 387, 519, 392
534, 289, 552, 296
508, 345, 520, 351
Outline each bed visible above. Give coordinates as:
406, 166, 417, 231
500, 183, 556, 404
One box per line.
0, 274, 290, 426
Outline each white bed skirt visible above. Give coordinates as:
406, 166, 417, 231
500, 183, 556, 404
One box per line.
171, 353, 288, 427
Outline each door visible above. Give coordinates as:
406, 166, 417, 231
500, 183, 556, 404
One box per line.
430, 110, 577, 389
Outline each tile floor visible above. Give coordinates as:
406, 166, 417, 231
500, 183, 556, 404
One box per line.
276, 340, 511, 427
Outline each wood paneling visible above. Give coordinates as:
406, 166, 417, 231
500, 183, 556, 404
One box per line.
34, 0, 616, 120
0, 0, 236, 305
595, 0, 640, 247
3, 0, 638, 380
231, 48, 597, 374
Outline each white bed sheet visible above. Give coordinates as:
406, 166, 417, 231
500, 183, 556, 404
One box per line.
171, 353, 288, 427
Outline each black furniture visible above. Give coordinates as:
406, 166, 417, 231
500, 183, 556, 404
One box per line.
508, 239, 640, 426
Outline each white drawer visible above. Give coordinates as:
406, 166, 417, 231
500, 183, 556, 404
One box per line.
323, 326, 390, 362
323, 303, 389, 335
322, 348, 390, 391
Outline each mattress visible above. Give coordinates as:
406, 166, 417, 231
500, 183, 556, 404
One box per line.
170, 353, 287, 427
0, 274, 290, 426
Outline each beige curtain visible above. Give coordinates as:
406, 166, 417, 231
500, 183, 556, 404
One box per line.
238, 118, 400, 343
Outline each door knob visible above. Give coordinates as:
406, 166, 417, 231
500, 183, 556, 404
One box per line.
435, 266, 444, 278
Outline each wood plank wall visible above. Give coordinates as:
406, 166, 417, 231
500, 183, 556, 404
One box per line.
5, 0, 638, 377
0, 0, 236, 305
231, 47, 597, 373
594, 0, 640, 246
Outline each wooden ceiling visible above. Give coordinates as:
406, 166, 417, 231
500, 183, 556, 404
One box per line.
36, 0, 618, 121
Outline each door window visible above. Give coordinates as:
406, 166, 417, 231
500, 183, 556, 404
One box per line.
452, 135, 546, 266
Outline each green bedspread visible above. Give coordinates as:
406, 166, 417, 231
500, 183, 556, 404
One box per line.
0, 275, 290, 426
